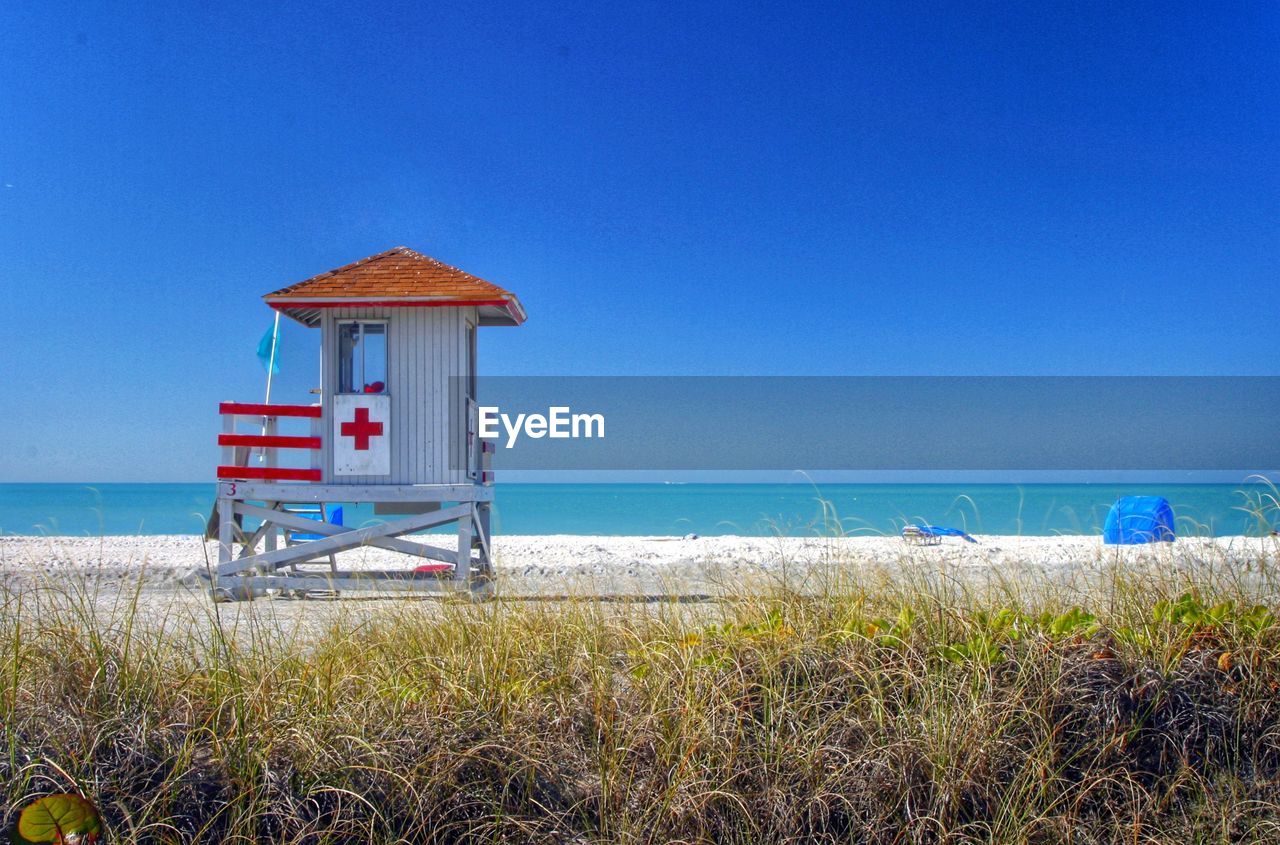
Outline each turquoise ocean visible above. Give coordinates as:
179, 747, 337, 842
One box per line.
1, 483, 1276, 537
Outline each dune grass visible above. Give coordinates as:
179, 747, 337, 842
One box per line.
3, 539, 1280, 843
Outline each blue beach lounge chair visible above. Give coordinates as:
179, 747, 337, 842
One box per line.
288, 505, 344, 541
901, 524, 978, 545
281, 505, 345, 597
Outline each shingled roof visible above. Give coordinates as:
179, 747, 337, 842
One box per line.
264, 246, 526, 327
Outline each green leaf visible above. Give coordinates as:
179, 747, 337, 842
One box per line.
1048, 607, 1097, 638
1208, 601, 1235, 621
937, 636, 1002, 666
1112, 625, 1148, 648
938, 643, 968, 663
17, 794, 102, 844
1239, 605, 1276, 637
991, 608, 1016, 631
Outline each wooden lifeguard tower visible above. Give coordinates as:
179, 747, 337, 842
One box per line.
207, 246, 525, 599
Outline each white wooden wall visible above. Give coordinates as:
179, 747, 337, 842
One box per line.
319, 306, 476, 485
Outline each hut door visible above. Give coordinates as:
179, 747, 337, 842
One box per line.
334, 320, 391, 476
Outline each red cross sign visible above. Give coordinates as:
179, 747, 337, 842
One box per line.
333, 395, 391, 476
341, 406, 384, 450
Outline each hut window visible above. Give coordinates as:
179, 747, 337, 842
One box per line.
337, 321, 388, 394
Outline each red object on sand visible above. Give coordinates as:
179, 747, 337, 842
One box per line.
413, 563, 452, 574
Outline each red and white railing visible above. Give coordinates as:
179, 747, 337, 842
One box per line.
217, 402, 323, 482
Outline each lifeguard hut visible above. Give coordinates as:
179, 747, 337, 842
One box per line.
207, 246, 524, 599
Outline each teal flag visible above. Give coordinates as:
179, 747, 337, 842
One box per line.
256, 323, 280, 374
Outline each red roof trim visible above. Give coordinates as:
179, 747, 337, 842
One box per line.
267, 298, 526, 324
268, 298, 509, 308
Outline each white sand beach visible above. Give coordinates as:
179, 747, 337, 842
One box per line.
2, 533, 1277, 601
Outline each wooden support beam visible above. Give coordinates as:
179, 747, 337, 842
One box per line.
456, 503, 473, 582
217, 504, 472, 576
230, 501, 457, 566
474, 502, 493, 573
268, 569, 455, 580
238, 575, 473, 593
217, 497, 233, 568
235, 501, 279, 557
216, 482, 494, 503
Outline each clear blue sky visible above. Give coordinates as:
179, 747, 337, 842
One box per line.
1, 1, 1276, 481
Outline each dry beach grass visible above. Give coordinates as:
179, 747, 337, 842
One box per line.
3, 530, 1280, 843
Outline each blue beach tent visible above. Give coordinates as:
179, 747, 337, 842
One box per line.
1102, 496, 1175, 544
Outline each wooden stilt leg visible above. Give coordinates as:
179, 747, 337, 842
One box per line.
456, 507, 473, 583
217, 497, 233, 576
477, 501, 491, 545
475, 502, 493, 577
